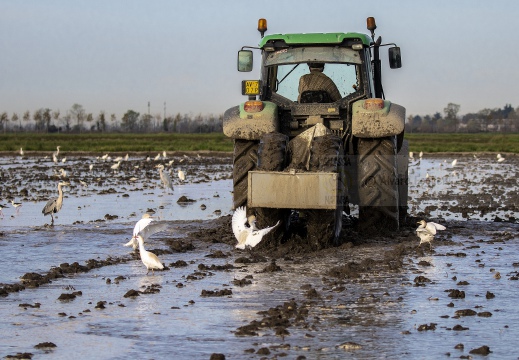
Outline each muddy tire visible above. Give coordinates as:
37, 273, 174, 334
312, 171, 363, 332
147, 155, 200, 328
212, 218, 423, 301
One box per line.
356, 137, 399, 233
397, 139, 409, 224
232, 139, 258, 210
255, 133, 290, 246
306, 134, 345, 249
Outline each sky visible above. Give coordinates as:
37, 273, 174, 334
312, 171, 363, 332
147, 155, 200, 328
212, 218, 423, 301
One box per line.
1, 0, 519, 120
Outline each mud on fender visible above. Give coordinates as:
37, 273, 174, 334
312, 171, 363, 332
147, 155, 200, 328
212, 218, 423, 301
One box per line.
223, 102, 279, 140
351, 99, 406, 138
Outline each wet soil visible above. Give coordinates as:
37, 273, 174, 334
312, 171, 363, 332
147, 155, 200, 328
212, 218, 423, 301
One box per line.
0, 152, 518, 359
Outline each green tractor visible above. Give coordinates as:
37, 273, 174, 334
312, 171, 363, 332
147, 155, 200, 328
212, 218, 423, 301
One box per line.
223, 17, 408, 249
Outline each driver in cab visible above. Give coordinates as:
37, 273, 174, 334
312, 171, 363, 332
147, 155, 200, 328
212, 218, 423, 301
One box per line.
297, 62, 341, 103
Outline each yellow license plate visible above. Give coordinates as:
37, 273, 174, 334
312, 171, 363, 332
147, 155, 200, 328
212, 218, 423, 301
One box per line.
242, 80, 260, 95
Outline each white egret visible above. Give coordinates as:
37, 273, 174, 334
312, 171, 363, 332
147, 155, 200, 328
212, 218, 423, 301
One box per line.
409, 151, 414, 160
163, 151, 167, 158
61, 157, 67, 163
113, 156, 123, 162
42, 181, 70, 225
497, 154, 505, 163
19, 147, 24, 156
178, 169, 185, 183
232, 206, 280, 250
168, 160, 174, 166
59, 168, 67, 178
89, 164, 94, 171
124, 213, 155, 249
416, 220, 446, 249
101, 153, 109, 161
419, 151, 423, 159
111, 161, 121, 173
451, 159, 457, 167
136, 234, 164, 275
156, 164, 174, 192
124, 153, 129, 161
154, 153, 161, 161
52, 145, 60, 162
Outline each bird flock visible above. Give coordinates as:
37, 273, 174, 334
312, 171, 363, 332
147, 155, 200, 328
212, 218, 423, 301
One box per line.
3, 146, 512, 274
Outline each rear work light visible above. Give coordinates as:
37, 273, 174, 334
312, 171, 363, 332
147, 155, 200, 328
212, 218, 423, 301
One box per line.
244, 101, 264, 113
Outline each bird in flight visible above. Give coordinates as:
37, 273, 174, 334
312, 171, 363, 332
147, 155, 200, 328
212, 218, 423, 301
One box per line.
232, 206, 279, 250
124, 214, 168, 250
416, 220, 446, 249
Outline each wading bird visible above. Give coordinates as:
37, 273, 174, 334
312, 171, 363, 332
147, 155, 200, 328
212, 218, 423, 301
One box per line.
178, 169, 185, 183
136, 233, 164, 275
0, 203, 8, 217
232, 206, 280, 250
11, 200, 22, 212
124, 213, 158, 250
156, 164, 174, 192
42, 181, 70, 226
416, 220, 446, 249
19, 147, 24, 156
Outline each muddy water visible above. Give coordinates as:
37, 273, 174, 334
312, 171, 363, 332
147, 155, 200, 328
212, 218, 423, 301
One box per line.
0, 153, 518, 359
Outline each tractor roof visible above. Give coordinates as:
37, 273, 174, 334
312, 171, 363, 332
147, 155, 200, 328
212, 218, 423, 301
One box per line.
259, 32, 371, 48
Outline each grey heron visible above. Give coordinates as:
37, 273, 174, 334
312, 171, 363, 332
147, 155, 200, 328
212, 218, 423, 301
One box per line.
42, 181, 70, 225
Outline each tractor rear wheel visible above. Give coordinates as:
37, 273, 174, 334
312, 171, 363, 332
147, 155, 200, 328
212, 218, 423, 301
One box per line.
356, 137, 399, 233
306, 134, 345, 250
232, 139, 258, 210
255, 133, 290, 246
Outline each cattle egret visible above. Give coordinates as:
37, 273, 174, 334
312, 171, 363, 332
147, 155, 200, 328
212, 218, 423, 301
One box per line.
178, 169, 185, 183
451, 159, 457, 167
113, 156, 123, 162
232, 206, 280, 250
136, 234, 164, 275
416, 220, 446, 249
163, 151, 167, 158
42, 181, 70, 225
154, 153, 161, 161
419, 151, 423, 159
409, 151, 414, 160
89, 164, 94, 171
497, 154, 505, 163
124, 153, 129, 161
124, 213, 156, 250
101, 153, 109, 161
19, 148, 24, 156
61, 157, 67, 163
111, 161, 121, 172
156, 164, 174, 192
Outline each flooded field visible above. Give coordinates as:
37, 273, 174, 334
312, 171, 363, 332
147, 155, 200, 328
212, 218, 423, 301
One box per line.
0, 151, 517, 359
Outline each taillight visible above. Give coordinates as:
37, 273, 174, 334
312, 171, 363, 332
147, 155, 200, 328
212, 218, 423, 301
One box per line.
364, 98, 384, 110
244, 101, 264, 113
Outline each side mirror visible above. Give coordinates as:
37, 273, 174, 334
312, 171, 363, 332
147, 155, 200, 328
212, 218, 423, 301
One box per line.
388, 47, 402, 69
237, 50, 253, 72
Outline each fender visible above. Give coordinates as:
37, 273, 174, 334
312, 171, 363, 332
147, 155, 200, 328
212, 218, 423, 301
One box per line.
223, 101, 279, 140
351, 99, 406, 138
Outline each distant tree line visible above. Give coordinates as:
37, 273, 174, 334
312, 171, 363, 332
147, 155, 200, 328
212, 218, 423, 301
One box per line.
406, 103, 519, 133
0, 103, 224, 134
1, 102, 518, 134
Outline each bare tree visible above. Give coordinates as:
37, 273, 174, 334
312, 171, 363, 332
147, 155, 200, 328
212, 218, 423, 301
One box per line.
23, 111, 31, 132
0, 112, 8, 133
69, 103, 85, 132
11, 113, 19, 132
110, 113, 117, 131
